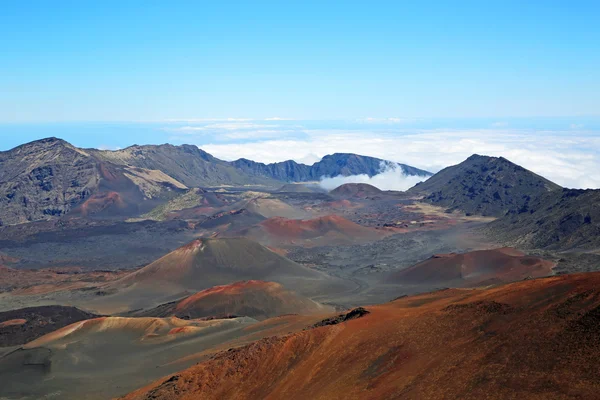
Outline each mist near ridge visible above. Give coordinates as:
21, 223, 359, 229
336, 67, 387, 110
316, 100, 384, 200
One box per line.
319, 161, 429, 191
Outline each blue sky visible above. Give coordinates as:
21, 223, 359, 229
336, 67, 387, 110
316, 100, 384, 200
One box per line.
1, 1, 599, 122
1, 1, 599, 188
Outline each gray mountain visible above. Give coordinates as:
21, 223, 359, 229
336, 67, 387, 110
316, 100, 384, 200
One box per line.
0, 138, 429, 225
0, 137, 97, 224
408, 154, 561, 217
0, 138, 190, 225
230, 153, 432, 182
89, 144, 278, 187
485, 188, 600, 250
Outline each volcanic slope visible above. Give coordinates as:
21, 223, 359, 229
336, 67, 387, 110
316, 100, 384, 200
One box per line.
133, 280, 332, 320
89, 143, 279, 188
124, 272, 600, 400
241, 215, 390, 247
0, 138, 190, 224
0, 305, 99, 347
486, 188, 600, 251
242, 197, 311, 219
136, 188, 225, 221
408, 154, 561, 217
92, 238, 350, 313
198, 208, 266, 231
0, 315, 259, 400
330, 183, 382, 198
388, 248, 555, 289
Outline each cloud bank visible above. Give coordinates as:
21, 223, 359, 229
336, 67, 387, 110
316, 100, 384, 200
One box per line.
319, 162, 428, 191
199, 129, 600, 189
159, 117, 600, 189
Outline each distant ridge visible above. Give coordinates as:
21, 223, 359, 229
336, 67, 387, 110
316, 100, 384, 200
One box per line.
231, 153, 432, 182
0, 137, 429, 225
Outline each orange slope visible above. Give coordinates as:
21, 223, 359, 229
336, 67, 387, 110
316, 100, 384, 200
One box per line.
242, 215, 390, 247
142, 280, 332, 320
123, 272, 600, 400
389, 247, 555, 287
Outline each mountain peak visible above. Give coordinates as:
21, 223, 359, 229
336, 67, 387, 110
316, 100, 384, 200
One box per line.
465, 153, 490, 161
10, 137, 71, 151
408, 154, 561, 217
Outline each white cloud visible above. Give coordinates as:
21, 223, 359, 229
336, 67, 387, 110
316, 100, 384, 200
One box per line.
220, 129, 295, 140
200, 128, 600, 189
358, 117, 414, 124
98, 144, 122, 151
162, 118, 254, 122
162, 120, 306, 141
319, 162, 428, 191
295, 153, 322, 165
171, 123, 277, 132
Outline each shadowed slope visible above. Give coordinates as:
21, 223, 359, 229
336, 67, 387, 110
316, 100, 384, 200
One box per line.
0, 306, 99, 347
389, 248, 554, 288
0, 315, 259, 400
486, 188, 600, 250
124, 272, 600, 400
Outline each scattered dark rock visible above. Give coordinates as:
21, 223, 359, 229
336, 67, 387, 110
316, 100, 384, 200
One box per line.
444, 301, 514, 315
312, 307, 370, 328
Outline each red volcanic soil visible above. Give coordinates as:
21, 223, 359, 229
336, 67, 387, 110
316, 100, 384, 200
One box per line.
114, 238, 323, 292
0, 319, 26, 328
99, 238, 352, 315
248, 215, 390, 246
168, 280, 329, 320
123, 272, 600, 400
389, 248, 555, 287
22, 315, 241, 349
77, 191, 126, 216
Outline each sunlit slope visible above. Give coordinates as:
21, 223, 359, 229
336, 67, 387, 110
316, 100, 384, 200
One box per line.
125, 272, 600, 400
135, 280, 332, 320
